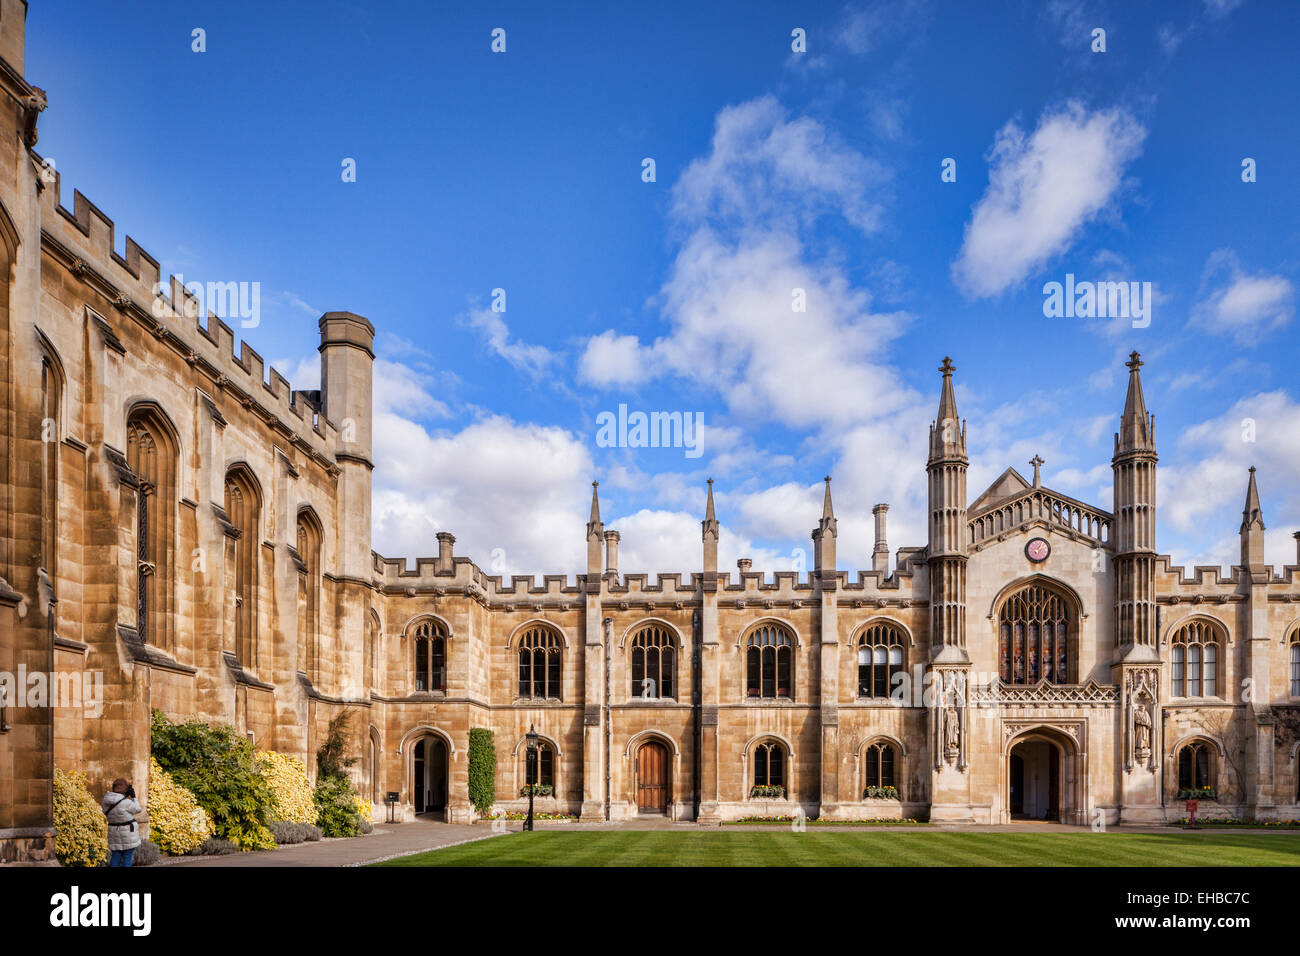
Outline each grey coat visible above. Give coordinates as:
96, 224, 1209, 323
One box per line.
102, 790, 143, 851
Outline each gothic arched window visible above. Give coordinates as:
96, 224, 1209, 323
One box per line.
998, 582, 1073, 685
1177, 740, 1215, 794
296, 509, 322, 682
366, 609, 380, 693
746, 624, 793, 699
520, 739, 557, 795
857, 623, 905, 698
127, 405, 178, 650
517, 626, 561, 699
863, 741, 897, 793
1288, 627, 1300, 699
751, 740, 786, 796
631, 625, 676, 699
1171, 620, 1221, 698
40, 346, 63, 579
224, 465, 261, 668
412, 618, 446, 693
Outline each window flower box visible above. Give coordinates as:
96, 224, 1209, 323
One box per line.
1176, 786, 1217, 802
862, 786, 900, 800
749, 784, 786, 799
519, 784, 554, 798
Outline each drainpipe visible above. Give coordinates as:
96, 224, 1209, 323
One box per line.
603, 616, 612, 822
692, 608, 701, 820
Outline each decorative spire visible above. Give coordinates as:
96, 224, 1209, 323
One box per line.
587, 481, 603, 536
1116, 350, 1155, 454
701, 477, 719, 540
1241, 466, 1265, 532
1030, 455, 1044, 488
929, 356, 967, 462
816, 475, 837, 539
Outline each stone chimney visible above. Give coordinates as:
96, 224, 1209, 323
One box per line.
737, 558, 752, 575
436, 532, 455, 573
872, 504, 890, 575
604, 530, 620, 577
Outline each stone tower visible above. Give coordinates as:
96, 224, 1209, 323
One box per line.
1112, 350, 1158, 658
1112, 351, 1161, 820
317, 312, 375, 697
927, 357, 971, 818
928, 357, 969, 661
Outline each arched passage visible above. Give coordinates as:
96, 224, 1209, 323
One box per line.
408, 731, 450, 817
1003, 726, 1083, 824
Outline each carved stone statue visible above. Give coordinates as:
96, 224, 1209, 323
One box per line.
1134, 701, 1151, 758
943, 701, 960, 756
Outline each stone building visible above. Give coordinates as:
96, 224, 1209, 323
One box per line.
2, 2, 1300, 861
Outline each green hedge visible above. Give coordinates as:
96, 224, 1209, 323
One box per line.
468, 728, 497, 816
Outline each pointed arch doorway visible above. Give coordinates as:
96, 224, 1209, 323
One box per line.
635, 740, 670, 814
1004, 726, 1082, 824
412, 734, 448, 816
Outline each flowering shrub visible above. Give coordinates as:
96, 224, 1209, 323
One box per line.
487, 810, 578, 821
862, 786, 900, 800
150, 710, 276, 851
147, 757, 211, 855
749, 784, 786, 799
354, 794, 374, 823
257, 750, 318, 825
314, 775, 364, 837
53, 768, 108, 868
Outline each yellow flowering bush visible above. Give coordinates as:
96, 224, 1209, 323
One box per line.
257, 750, 318, 825
147, 757, 210, 855
354, 795, 374, 823
53, 768, 107, 868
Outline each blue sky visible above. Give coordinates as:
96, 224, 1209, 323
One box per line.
31, 0, 1300, 576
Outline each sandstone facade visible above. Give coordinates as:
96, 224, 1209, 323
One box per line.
2, 2, 1299, 861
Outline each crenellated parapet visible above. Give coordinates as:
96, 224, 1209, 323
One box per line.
37, 165, 340, 465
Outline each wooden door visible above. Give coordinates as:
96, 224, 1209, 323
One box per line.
636, 742, 669, 813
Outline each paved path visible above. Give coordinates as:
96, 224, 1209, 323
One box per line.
163, 819, 502, 867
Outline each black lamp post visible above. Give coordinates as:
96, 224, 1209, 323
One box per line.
524, 723, 539, 832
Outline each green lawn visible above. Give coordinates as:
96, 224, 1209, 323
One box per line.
375, 829, 1300, 867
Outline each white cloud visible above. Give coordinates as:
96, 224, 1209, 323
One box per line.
373, 412, 594, 573
1204, 0, 1245, 19
669, 95, 888, 235
577, 330, 653, 387
952, 102, 1146, 298
461, 306, 559, 378
1190, 249, 1294, 344
1160, 390, 1300, 568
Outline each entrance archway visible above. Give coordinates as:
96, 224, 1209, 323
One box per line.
635, 740, 670, 814
1009, 740, 1059, 820
412, 735, 448, 816
1004, 727, 1082, 824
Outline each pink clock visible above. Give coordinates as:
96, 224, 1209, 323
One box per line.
1025, 537, 1050, 563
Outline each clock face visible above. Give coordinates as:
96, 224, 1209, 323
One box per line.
1025, 537, 1051, 563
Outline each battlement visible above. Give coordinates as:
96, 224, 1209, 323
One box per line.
38, 162, 341, 459
1156, 554, 1300, 589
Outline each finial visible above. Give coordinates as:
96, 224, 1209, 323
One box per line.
939, 356, 955, 376
1030, 455, 1044, 487
1127, 350, 1142, 371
